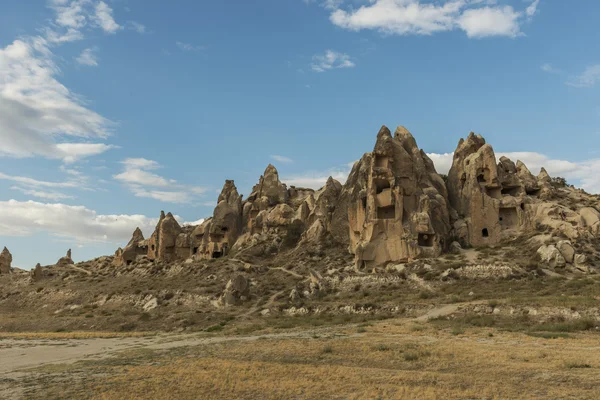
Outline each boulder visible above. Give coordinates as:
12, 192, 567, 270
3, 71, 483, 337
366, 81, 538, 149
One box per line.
556, 240, 575, 264
573, 254, 588, 272
0, 247, 12, 274
220, 275, 250, 306
449, 241, 462, 254
537, 245, 566, 268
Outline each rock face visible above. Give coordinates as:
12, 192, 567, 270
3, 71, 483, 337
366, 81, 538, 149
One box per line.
147, 212, 185, 263
109, 123, 600, 273
0, 247, 12, 274
344, 126, 451, 269
56, 249, 74, 266
194, 180, 243, 260
242, 164, 291, 235
115, 227, 148, 266
447, 133, 541, 247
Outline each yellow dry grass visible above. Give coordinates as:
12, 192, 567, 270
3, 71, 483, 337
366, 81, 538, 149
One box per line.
83, 322, 600, 400
0, 331, 156, 340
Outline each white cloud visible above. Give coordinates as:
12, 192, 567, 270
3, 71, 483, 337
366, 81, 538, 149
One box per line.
567, 65, 600, 88
93, 1, 120, 33
0, 199, 159, 243
0, 4, 116, 162
0, 172, 79, 189
304, 0, 344, 10
182, 218, 205, 227
113, 158, 208, 204
427, 151, 600, 194
56, 143, 116, 163
128, 21, 147, 34
526, 0, 540, 19
121, 158, 161, 170
328, 0, 536, 38
457, 6, 521, 38
76, 47, 98, 66
48, 0, 122, 38
426, 152, 454, 175
541, 63, 560, 74
10, 186, 75, 201
176, 41, 205, 51
50, 0, 89, 30
282, 164, 352, 189
311, 50, 355, 72
270, 155, 294, 164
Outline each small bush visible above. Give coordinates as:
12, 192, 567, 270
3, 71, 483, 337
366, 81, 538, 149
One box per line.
373, 344, 391, 352
565, 361, 592, 369
419, 290, 436, 299
451, 327, 465, 336
404, 352, 419, 361
205, 324, 224, 332
321, 345, 333, 354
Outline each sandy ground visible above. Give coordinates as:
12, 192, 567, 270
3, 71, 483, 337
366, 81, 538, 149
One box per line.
0, 327, 352, 399
0, 302, 518, 399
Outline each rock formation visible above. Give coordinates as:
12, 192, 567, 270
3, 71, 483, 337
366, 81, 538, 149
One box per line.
447, 133, 543, 247
114, 227, 148, 266
0, 247, 12, 274
341, 126, 451, 269
107, 123, 600, 273
194, 180, 243, 260
56, 249, 74, 266
219, 275, 250, 306
147, 212, 185, 263
31, 263, 43, 281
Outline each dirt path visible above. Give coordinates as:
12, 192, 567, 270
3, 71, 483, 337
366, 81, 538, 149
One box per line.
0, 327, 345, 376
1, 300, 481, 375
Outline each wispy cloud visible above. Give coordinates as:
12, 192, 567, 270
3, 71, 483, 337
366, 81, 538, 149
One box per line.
0, 1, 121, 162
76, 47, 98, 66
128, 21, 146, 34
567, 65, 600, 88
270, 155, 294, 164
541, 63, 561, 74
176, 41, 205, 51
93, 1, 121, 33
311, 50, 355, 72
10, 186, 75, 201
113, 158, 208, 204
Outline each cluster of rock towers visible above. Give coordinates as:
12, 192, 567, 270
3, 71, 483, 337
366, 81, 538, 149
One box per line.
111, 125, 600, 269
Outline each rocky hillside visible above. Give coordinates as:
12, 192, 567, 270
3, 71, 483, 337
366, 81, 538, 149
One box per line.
2, 125, 600, 332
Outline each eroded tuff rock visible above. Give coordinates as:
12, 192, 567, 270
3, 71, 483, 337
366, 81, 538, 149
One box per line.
147, 212, 185, 263
195, 180, 243, 260
106, 124, 600, 272
447, 133, 549, 247
114, 227, 147, 266
56, 249, 74, 266
342, 126, 451, 269
219, 275, 250, 306
0, 247, 12, 274
31, 263, 43, 281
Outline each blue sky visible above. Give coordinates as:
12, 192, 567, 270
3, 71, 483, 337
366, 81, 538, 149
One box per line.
0, 0, 599, 268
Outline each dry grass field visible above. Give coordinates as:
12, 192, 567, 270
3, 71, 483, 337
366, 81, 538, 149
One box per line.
3, 315, 599, 400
